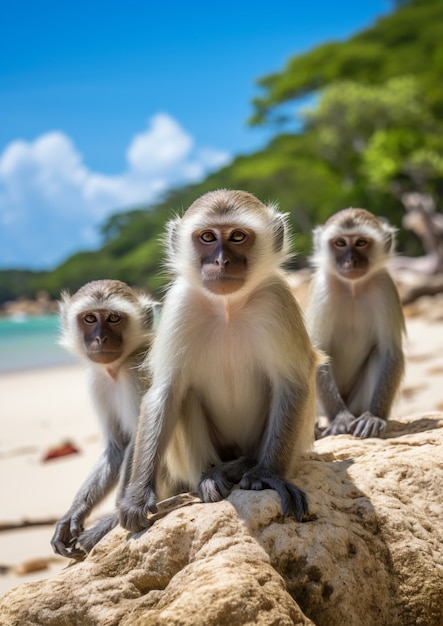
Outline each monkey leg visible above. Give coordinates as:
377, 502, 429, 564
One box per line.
198, 457, 256, 502
76, 512, 119, 557
238, 466, 308, 522
51, 441, 127, 557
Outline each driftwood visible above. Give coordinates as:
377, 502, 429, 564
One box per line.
0, 518, 58, 532
400, 273, 443, 305
386, 193, 443, 304
392, 192, 443, 275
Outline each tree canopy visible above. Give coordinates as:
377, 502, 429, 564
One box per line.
250, 0, 443, 126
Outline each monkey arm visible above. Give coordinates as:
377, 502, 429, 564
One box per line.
73, 440, 137, 559
316, 362, 357, 437
119, 381, 176, 533
51, 438, 127, 558
238, 381, 310, 521
351, 347, 405, 438
369, 347, 405, 418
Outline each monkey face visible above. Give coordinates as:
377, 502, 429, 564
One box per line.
78, 310, 128, 363
192, 226, 256, 295
329, 235, 373, 280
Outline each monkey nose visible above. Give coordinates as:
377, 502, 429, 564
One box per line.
344, 257, 356, 268
215, 256, 230, 267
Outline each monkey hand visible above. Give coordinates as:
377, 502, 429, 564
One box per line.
118, 483, 158, 533
198, 458, 256, 502
51, 507, 89, 559
350, 412, 387, 438
239, 466, 308, 522
320, 410, 356, 437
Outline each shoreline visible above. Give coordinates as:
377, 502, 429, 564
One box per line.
0, 357, 79, 377
0, 312, 76, 374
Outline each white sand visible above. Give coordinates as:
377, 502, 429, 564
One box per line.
1, 315, 443, 597
0, 364, 116, 596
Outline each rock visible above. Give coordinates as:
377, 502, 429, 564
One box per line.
1, 291, 58, 318
0, 503, 310, 626
1, 413, 443, 626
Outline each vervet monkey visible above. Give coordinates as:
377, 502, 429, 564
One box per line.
51, 279, 160, 558
119, 189, 320, 533
307, 208, 405, 438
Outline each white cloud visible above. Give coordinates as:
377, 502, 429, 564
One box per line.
127, 113, 193, 173
0, 113, 231, 269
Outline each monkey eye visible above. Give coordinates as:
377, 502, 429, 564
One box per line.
334, 238, 347, 248
83, 314, 97, 324
230, 230, 247, 243
200, 231, 217, 243
355, 238, 368, 247
108, 313, 121, 324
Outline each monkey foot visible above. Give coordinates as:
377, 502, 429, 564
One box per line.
239, 468, 308, 521
77, 512, 119, 555
198, 474, 232, 503
198, 457, 257, 502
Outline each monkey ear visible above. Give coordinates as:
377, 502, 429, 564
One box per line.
59, 289, 71, 303
382, 226, 396, 254
166, 217, 182, 253
142, 305, 154, 330
312, 226, 323, 253
138, 298, 162, 331
384, 233, 393, 253
272, 214, 286, 252
376, 217, 396, 254
58, 289, 71, 318
151, 302, 162, 330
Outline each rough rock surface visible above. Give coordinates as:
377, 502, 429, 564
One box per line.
1, 413, 443, 626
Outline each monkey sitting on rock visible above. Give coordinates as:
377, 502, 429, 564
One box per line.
118, 189, 322, 533
307, 208, 405, 439
51, 279, 160, 558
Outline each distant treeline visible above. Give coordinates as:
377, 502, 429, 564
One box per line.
1, 0, 442, 304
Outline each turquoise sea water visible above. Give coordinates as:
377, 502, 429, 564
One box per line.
0, 314, 77, 372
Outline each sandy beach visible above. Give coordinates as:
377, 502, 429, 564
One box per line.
1, 308, 443, 598
0, 363, 117, 595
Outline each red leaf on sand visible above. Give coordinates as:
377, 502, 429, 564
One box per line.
42, 442, 80, 461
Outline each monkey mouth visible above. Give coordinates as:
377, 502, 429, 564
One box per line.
339, 268, 367, 280
203, 276, 245, 295
88, 350, 122, 364
338, 261, 369, 279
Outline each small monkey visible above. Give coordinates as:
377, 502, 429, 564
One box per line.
307, 208, 405, 438
119, 189, 320, 533
51, 279, 160, 558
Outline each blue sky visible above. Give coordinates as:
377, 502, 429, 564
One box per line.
0, 0, 391, 270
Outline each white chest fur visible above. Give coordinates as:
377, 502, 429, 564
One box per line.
88, 365, 142, 437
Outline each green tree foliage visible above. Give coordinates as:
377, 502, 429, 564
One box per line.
0, 269, 47, 303
303, 76, 443, 196
1, 0, 441, 303
250, 0, 443, 125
